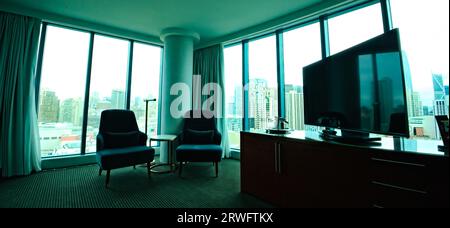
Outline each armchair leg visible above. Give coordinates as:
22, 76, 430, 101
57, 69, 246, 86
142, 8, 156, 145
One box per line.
179, 162, 183, 177
215, 162, 219, 178
106, 170, 111, 187
147, 162, 151, 178
99, 168, 102, 176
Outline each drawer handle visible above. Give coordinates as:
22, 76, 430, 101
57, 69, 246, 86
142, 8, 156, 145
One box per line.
277, 143, 282, 174
372, 181, 428, 195
274, 143, 278, 173
371, 158, 426, 168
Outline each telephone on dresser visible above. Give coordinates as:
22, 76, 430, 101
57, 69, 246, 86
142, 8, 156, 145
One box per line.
276, 117, 289, 130
266, 117, 290, 135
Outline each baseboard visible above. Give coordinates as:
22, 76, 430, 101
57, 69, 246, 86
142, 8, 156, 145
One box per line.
42, 147, 161, 170
230, 150, 241, 160
42, 154, 97, 170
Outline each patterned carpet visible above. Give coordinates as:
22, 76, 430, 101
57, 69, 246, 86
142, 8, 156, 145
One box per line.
0, 159, 271, 208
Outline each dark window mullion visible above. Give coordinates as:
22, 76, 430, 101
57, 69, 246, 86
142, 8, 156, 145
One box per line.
276, 30, 285, 119
126, 40, 134, 110
81, 32, 95, 155
242, 40, 250, 131
380, 0, 393, 32
157, 47, 164, 136
320, 16, 330, 59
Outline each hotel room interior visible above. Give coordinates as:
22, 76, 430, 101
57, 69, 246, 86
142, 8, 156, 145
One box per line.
0, 0, 449, 209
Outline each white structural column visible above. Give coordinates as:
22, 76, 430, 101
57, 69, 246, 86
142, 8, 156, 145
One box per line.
159, 28, 200, 163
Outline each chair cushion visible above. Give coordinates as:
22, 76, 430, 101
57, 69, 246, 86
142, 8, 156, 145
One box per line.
184, 129, 214, 145
176, 144, 223, 162
103, 131, 140, 149
96, 146, 155, 170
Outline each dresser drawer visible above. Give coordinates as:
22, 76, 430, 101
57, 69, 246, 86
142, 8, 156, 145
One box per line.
372, 182, 429, 208
371, 157, 427, 191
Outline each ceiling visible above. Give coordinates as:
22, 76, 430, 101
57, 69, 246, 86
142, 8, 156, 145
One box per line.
0, 0, 325, 45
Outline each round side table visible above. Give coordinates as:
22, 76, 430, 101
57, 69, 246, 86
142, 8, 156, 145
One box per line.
149, 135, 178, 174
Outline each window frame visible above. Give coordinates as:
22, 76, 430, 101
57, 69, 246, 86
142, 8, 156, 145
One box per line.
223, 0, 394, 152
35, 22, 163, 158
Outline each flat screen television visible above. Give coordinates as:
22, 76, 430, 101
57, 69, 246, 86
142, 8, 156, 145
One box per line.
303, 29, 409, 141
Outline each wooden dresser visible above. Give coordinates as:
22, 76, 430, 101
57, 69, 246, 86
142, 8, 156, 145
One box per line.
241, 131, 449, 208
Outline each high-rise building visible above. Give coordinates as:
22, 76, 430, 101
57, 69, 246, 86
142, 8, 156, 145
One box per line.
434, 100, 448, 116
234, 86, 242, 117
445, 85, 449, 115
59, 98, 83, 126
111, 90, 125, 109
411, 92, 424, 117
432, 74, 448, 117
285, 89, 304, 130
432, 74, 445, 101
38, 90, 60, 123
423, 106, 432, 116
249, 79, 273, 130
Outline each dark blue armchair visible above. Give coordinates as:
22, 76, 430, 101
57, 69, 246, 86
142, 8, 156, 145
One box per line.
176, 110, 223, 177
96, 110, 155, 186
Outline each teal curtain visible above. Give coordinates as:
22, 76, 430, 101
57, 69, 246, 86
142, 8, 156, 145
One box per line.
0, 12, 42, 177
193, 44, 230, 157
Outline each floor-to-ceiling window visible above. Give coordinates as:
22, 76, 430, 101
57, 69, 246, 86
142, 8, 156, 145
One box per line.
390, 0, 449, 140
248, 35, 278, 131
328, 3, 384, 55
224, 44, 243, 149
38, 25, 90, 157
283, 22, 322, 131
85, 35, 130, 153
129, 42, 162, 145
37, 24, 162, 157
224, 0, 450, 151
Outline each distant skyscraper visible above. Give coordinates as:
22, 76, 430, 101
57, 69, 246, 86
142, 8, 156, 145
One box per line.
38, 90, 60, 123
249, 79, 276, 130
111, 90, 125, 109
434, 100, 448, 116
423, 106, 432, 116
445, 85, 449, 115
234, 86, 242, 117
432, 74, 445, 100
285, 89, 304, 130
411, 92, 424, 117
432, 74, 448, 120
59, 98, 82, 126
249, 79, 267, 130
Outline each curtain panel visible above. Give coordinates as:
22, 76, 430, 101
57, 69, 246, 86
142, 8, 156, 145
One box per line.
0, 11, 42, 177
193, 44, 230, 157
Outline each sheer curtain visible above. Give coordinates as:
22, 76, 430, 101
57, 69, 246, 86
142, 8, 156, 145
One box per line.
0, 11, 42, 177
193, 44, 230, 157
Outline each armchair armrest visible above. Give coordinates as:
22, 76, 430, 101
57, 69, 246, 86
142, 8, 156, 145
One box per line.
177, 131, 185, 145
97, 134, 105, 152
214, 130, 222, 145
138, 131, 148, 146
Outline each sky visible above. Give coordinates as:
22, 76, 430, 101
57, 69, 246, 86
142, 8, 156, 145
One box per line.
40, 26, 161, 103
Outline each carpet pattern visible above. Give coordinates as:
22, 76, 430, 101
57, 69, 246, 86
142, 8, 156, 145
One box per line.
0, 159, 271, 208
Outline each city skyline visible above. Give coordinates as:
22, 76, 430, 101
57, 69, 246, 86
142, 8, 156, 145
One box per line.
226, 72, 449, 140
38, 87, 159, 156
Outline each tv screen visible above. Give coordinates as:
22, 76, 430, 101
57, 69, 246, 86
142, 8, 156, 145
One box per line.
303, 29, 409, 137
